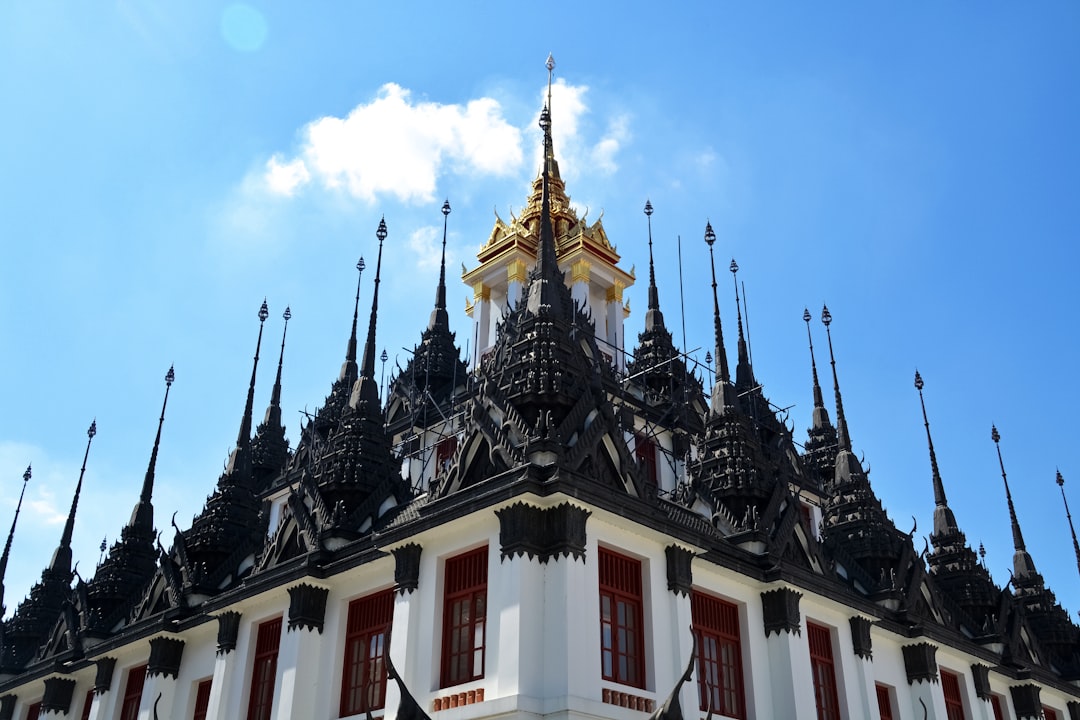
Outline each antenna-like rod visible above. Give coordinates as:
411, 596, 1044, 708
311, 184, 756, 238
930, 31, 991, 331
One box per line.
546, 53, 555, 116
821, 305, 851, 452
0, 465, 32, 613
1057, 470, 1080, 579
228, 300, 268, 475
643, 200, 665, 332
132, 366, 174, 532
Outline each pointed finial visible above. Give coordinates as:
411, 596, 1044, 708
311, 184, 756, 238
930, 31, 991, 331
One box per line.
1056, 469, 1080, 579
340, 256, 366, 383
1, 464, 32, 612
430, 200, 452, 330
992, 425, 1032, 562
914, 370, 947, 507
644, 200, 664, 327
132, 368, 174, 532
729, 258, 752, 386
51, 420, 98, 574
355, 218, 388, 405
821, 304, 851, 452
804, 307, 826, 413
229, 302, 267, 476
546, 53, 555, 114
266, 306, 290, 423
979, 541, 986, 566
704, 221, 731, 396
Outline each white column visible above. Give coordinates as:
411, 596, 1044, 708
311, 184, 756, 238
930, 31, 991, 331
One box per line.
544, 545, 594, 700
760, 589, 816, 720
845, 617, 877, 719
902, 644, 946, 720
570, 260, 591, 317
908, 680, 948, 720
495, 549, 545, 699
605, 283, 625, 371
507, 260, 526, 312
86, 659, 119, 720
137, 674, 177, 720
272, 584, 329, 720
204, 612, 244, 720
472, 283, 491, 366
385, 543, 424, 719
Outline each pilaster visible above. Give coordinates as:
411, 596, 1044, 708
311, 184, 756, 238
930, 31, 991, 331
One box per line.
137, 636, 185, 720
86, 658, 117, 720
846, 616, 877, 719
386, 544, 425, 720
204, 612, 243, 720
272, 583, 329, 720
902, 643, 946, 720
759, 588, 815, 720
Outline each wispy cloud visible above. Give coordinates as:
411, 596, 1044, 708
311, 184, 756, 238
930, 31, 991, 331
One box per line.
264, 83, 525, 204
407, 225, 445, 271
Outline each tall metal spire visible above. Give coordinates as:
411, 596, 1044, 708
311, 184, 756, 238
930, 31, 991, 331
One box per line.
429, 200, 451, 331
730, 259, 753, 388
354, 218, 388, 406
821, 305, 851, 452
0, 465, 31, 614
130, 365, 174, 531
991, 425, 1038, 580
340, 256, 366, 383
704, 222, 732, 411
914, 371, 946, 507
264, 305, 290, 428
915, 371, 963, 542
803, 309, 825, 413
543, 53, 559, 178
227, 301, 268, 475
1056, 470, 1080, 579
525, 100, 565, 318
643, 200, 665, 331
50, 421, 97, 574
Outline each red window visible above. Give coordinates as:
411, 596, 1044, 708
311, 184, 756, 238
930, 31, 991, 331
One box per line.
599, 547, 645, 689
808, 622, 840, 720
119, 665, 147, 720
247, 617, 282, 720
79, 689, 94, 720
1043, 707, 1059, 720
341, 589, 395, 716
989, 695, 1004, 720
876, 684, 893, 720
941, 670, 965, 720
441, 547, 488, 688
25, 703, 41, 720
192, 678, 213, 720
692, 591, 744, 719
635, 435, 658, 487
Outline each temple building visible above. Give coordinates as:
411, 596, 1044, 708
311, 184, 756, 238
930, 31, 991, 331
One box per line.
2, 62, 1080, 720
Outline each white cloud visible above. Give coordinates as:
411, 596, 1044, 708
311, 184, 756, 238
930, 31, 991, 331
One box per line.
407, 225, 443, 270
530, 80, 630, 181
264, 155, 310, 196
265, 83, 525, 204
591, 114, 631, 174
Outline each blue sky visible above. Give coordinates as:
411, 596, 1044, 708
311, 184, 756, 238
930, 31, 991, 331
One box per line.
1, 3, 1078, 619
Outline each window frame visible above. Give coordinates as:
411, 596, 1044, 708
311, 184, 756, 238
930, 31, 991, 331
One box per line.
691, 590, 745, 719
875, 683, 894, 720
78, 689, 94, 720
807, 621, 841, 720
246, 616, 283, 720
340, 588, 395, 716
634, 434, 659, 488
940, 669, 966, 720
1042, 706, 1059, 720
989, 694, 1005, 720
598, 546, 646, 689
192, 677, 213, 720
118, 664, 147, 720
24, 702, 41, 720
440, 546, 488, 689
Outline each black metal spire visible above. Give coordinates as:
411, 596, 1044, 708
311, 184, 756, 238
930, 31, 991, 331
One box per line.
644, 200, 665, 331
542, 53, 560, 180
353, 218, 387, 406
429, 200, 451, 332
226, 301, 268, 476
50, 421, 96, 575
821, 305, 851, 453
991, 425, 1038, 580
915, 371, 961, 540
525, 104, 565, 317
264, 305, 290, 429
340, 256, 366, 383
803, 309, 828, 424
730, 259, 753, 389
704, 222, 732, 411
130, 366, 174, 532
0, 465, 31, 615
1056, 470, 1080, 579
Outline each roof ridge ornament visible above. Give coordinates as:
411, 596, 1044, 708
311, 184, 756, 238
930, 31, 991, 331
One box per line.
644, 200, 665, 330
341, 256, 366, 383
353, 218, 387, 406
51, 421, 97, 575
226, 300, 268, 477
704, 221, 732, 411
131, 367, 174, 533
992, 425, 1039, 581
429, 200, 451, 331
